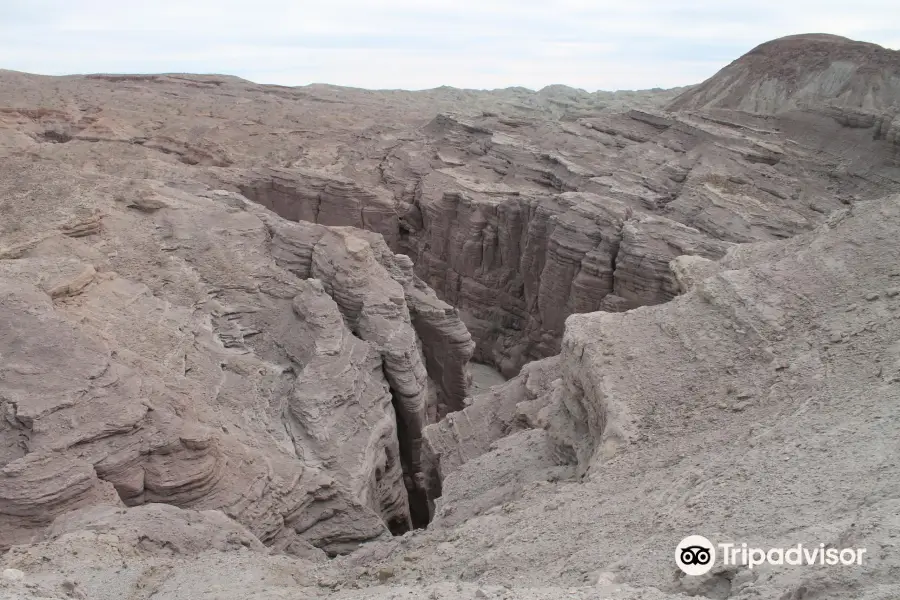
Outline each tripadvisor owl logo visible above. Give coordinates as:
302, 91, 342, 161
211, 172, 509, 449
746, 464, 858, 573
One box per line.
676, 535, 716, 576
675, 535, 868, 576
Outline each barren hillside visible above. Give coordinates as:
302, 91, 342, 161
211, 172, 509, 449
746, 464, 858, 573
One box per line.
668, 34, 900, 113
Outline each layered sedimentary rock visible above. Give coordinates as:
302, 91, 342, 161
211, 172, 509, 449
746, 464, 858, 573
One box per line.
282, 279, 410, 534
613, 215, 734, 306
2, 34, 900, 600
0, 155, 473, 552
3, 55, 897, 379
5, 192, 900, 600
822, 105, 900, 154
233, 168, 400, 247
350, 193, 900, 600
549, 195, 900, 473
422, 357, 563, 482
220, 92, 898, 375
404, 105, 900, 371
0, 250, 389, 556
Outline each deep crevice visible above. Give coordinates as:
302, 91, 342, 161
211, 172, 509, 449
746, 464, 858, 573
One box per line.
387, 516, 410, 536
389, 390, 431, 532
38, 130, 72, 144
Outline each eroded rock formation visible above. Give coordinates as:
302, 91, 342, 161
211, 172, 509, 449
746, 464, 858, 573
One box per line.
0, 159, 472, 552
4, 47, 899, 380
383, 193, 900, 600
4, 191, 899, 600
2, 33, 900, 600
221, 100, 899, 375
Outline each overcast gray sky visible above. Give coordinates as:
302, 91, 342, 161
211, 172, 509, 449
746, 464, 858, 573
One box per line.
1, 0, 897, 91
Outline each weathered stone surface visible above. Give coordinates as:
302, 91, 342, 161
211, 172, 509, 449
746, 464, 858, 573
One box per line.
343, 193, 900, 600
0, 453, 122, 548
4, 59, 895, 378
0, 162, 474, 552
46, 503, 271, 555
234, 168, 399, 247
216, 98, 899, 375
422, 357, 561, 480
0, 267, 391, 555
613, 215, 733, 306
286, 279, 410, 533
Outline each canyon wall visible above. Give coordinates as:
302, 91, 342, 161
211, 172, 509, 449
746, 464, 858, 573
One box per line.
226, 102, 899, 375
0, 160, 472, 551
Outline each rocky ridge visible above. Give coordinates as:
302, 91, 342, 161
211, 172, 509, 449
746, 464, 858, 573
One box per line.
2, 43, 899, 379
227, 101, 900, 374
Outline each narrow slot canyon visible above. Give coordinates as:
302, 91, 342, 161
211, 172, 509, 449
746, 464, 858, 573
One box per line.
231, 178, 503, 533
391, 391, 431, 532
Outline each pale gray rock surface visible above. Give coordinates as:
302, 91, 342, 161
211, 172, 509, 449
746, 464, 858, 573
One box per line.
326, 193, 900, 600
7, 191, 898, 600
423, 356, 562, 481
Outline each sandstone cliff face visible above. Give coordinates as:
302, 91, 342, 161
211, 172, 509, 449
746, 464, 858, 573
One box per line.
358, 193, 900, 600
546, 195, 900, 473
221, 100, 898, 375
0, 156, 473, 552
391, 105, 899, 373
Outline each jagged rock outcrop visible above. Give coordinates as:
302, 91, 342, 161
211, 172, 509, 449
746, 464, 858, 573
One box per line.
6, 193, 900, 600
668, 34, 900, 114
0, 454, 123, 548
0, 259, 389, 555
422, 357, 563, 486
233, 168, 400, 247
548, 195, 900, 472
9, 191, 891, 600
282, 279, 410, 534
820, 104, 900, 155
0, 154, 473, 552
381, 105, 898, 373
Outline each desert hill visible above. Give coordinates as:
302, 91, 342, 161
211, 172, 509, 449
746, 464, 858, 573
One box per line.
668, 33, 900, 113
